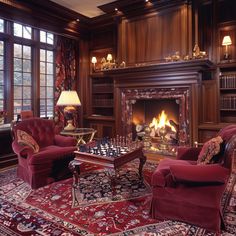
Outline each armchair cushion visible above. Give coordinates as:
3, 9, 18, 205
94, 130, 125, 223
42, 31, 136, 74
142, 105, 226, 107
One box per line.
17, 129, 39, 153
197, 136, 223, 165
170, 164, 229, 185
151, 158, 196, 187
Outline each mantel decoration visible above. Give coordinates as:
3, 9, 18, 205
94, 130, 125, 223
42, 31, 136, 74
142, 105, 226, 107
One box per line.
101, 54, 117, 70
164, 44, 207, 62
90, 52, 126, 71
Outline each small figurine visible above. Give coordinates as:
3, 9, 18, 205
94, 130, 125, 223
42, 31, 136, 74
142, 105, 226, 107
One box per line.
120, 61, 126, 68
193, 44, 200, 58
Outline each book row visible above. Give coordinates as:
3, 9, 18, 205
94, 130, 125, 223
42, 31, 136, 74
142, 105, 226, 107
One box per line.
220, 96, 236, 110
220, 74, 236, 89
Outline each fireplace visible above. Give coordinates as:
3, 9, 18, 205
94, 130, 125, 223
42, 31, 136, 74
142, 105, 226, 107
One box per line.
120, 87, 190, 154
105, 59, 214, 150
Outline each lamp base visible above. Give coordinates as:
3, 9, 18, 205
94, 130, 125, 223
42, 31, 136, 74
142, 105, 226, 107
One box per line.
223, 53, 230, 60
64, 120, 76, 131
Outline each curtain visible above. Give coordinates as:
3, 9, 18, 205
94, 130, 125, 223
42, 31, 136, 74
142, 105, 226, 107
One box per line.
55, 36, 78, 129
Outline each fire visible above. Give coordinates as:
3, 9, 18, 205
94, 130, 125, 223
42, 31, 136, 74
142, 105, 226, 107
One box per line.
149, 110, 176, 132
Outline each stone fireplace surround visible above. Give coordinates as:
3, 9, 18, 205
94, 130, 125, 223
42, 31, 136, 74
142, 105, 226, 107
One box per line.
105, 59, 213, 146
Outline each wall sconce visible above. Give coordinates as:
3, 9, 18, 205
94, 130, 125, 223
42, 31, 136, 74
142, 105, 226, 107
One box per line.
91, 56, 97, 71
57, 90, 81, 131
107, 54, 112, 63
222, 35, 232, 60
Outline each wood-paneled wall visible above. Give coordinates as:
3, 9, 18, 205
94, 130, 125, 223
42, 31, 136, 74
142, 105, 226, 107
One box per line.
118, 4, 192, 66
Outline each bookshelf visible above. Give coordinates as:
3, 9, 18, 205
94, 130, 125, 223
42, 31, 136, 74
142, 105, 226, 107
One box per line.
219, 63, 236, 123
85, 72, 115, 139
91, 75, 114, 117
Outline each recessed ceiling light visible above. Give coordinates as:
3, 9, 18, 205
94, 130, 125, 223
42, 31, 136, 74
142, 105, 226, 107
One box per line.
76, 18, 80, 22
115, 8, 118, 11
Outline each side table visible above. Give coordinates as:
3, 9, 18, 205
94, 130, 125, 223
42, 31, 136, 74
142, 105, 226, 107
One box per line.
60, 128, 97, 146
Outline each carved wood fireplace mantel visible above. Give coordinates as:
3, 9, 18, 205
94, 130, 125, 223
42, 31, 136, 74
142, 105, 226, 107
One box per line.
104, 59, 214, 146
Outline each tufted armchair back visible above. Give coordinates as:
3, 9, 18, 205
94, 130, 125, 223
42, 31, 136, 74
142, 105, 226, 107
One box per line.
12, 117, 56, 148
217, 125, 236, 170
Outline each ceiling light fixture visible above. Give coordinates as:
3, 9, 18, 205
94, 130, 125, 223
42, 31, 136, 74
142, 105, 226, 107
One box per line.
115, 8, 118, 11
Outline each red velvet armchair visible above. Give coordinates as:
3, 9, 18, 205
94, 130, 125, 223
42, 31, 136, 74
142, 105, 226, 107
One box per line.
150, 125, 236, 233
12, 117, 77, 189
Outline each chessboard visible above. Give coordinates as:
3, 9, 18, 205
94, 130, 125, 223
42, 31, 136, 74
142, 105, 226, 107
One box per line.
78, 135, 142, 158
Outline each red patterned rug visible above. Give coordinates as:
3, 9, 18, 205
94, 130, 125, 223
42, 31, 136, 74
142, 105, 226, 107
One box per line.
0, 161, 236, 236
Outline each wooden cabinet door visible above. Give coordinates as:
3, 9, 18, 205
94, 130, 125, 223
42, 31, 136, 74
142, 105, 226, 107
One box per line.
88, 121, 115, 139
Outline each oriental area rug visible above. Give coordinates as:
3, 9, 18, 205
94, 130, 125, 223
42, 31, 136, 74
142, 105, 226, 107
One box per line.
0, 161, 236, 236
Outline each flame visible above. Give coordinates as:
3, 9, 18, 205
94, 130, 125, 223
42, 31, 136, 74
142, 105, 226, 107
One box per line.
149, 110, 176, 132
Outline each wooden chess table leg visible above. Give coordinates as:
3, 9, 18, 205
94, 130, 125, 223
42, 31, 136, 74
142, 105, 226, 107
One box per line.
68, 159, 81, 188
138, 152, 147, 180
107, 168, 117, 197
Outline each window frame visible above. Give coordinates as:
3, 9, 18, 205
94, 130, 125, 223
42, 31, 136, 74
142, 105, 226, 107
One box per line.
0, 19, 56, 122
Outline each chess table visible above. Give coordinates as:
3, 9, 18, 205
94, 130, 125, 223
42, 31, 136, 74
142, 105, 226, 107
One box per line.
69, 139, 146, 190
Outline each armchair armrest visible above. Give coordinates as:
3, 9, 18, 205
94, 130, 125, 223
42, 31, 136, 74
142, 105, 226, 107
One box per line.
12, 140, 34, 158
176, 147, 202, 161
54, 134, 77, 147
170, 164, 229, 185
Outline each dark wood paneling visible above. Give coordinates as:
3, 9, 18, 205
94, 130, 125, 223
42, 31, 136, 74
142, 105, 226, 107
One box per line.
85, 118, 115, 139
198, 129, 219, 143
118, 5, 192, 66
198, 2, 214, 61
90, 25, 116, 50
201, 80, 218, 123
78, 38, 90, 127
217, 0, 236, 24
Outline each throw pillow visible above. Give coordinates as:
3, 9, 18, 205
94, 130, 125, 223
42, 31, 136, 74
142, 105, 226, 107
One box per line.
17, 130, 39, 153
197, 136, 223, 165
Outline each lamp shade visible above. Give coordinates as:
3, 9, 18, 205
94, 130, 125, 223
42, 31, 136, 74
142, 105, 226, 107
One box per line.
91, 56, 97, 64
57, 90, 81, 106
222, 36, 232, 46
107, 54, 112, 61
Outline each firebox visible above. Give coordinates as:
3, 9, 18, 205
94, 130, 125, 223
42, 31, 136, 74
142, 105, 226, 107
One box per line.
132, 99, 179, 131
121, 87, 190, 155
132, 99, 179, 154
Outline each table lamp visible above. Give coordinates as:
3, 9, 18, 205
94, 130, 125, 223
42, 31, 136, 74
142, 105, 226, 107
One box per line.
57, 90, 81, 131
222, 35, 232, 60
